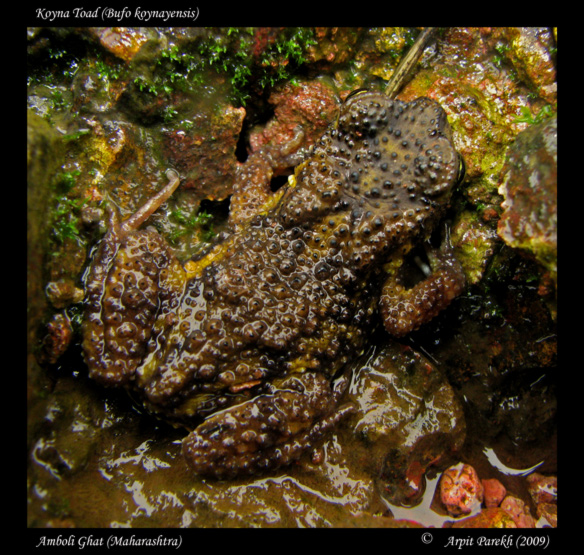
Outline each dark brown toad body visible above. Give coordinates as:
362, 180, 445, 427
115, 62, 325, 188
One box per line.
82, 92, 465, 478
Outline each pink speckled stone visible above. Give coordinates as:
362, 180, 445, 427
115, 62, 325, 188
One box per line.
439, 463, 484, 517
501, 495, 536, 528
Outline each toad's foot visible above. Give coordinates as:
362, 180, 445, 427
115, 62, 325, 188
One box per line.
379, 228, 466, 337
182, 372, 354, 478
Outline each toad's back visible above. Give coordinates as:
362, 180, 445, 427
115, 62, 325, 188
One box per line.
82, 93, 465, 477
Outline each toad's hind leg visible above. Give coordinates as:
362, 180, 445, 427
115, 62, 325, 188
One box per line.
182, 372, 354, 478
380, 229, 466, 337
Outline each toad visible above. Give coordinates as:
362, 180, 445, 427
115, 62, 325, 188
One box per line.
82, 91, 465, 478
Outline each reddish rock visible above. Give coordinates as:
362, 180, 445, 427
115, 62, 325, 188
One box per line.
86, 28, 153, 62
162, 105, 245, 201
248, 80, 339, 166
527, 473, 557, 528
536, 502, 557, 528
526, 472, 557, 505
439, 463, 484, 517
482, 478, 507, 508
500, 495, 536, 528
38, 312, 73, 365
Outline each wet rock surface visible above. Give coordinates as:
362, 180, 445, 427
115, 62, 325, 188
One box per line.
348, 343, 466, 507
497, 116, 557, 283
27, 27, 557, 528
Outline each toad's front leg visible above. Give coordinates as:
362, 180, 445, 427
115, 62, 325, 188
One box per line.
82, 170, 185, 386
379, 229, 466, 338
182, 372, 354, 478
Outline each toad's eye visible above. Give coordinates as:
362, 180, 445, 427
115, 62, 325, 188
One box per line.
343, 88, 370, 103
456, 155, 466, 186
334, 89, 371, 130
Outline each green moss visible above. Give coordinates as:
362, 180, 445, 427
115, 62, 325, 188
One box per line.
513, 104, 554, 125
49, 171, 87, 246
162, 106, 179, 123
93, 53, 126, 88
259, 27, 317, 71
137, 28, 318, 108
169, 207, 214, 243
62, 129, 91, 142
133, 75, 159, 96
28, 45, 79, 87
56, 170, 80, 192
493, 42, 512, 69
51, 196, 87, 244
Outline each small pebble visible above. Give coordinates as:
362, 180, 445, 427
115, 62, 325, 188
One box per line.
439, 463, 484, 517
482, 478, 507, 508
500, 495, 536, 528
526, 472, 557, 505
